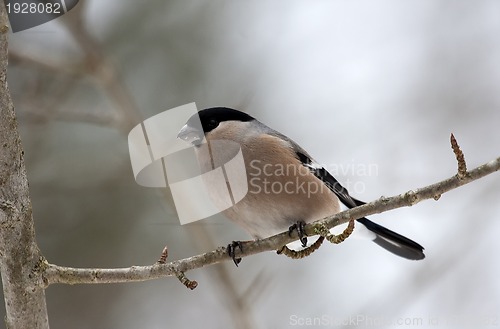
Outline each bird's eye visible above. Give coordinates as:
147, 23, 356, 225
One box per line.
207, 119, 219, 130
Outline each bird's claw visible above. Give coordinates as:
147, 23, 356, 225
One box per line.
227, 241, 243, 266
289, 221, 308, 247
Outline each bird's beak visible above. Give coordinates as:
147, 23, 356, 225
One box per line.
177, 124, 204, 145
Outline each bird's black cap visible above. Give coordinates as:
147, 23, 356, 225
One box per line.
187, 107, 255, 134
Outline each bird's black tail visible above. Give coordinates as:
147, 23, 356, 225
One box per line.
357, 217, 425, 260
294, 151, 425, 260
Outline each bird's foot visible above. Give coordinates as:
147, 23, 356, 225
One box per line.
288, 221, 308, 247
227, 241, 243, 266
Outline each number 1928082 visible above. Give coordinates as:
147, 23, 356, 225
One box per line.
6, 1, 63, 14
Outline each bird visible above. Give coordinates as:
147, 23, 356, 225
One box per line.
177, 107, 425, 265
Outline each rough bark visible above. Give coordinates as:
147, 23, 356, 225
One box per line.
0, 4, 50, 328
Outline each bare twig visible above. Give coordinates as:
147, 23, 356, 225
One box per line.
18, 103, 121, 127
43, 154, 500, 288
60, 11, 143, 132
9, 50, 85, 76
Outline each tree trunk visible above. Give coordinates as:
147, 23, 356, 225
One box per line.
0, 4, 50, 329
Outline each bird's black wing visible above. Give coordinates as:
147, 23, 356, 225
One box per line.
295, 151, 425, 260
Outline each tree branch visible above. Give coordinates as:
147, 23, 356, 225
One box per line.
43, 150, 500, 288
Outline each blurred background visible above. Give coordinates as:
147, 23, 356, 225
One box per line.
2, 0, 500, 328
